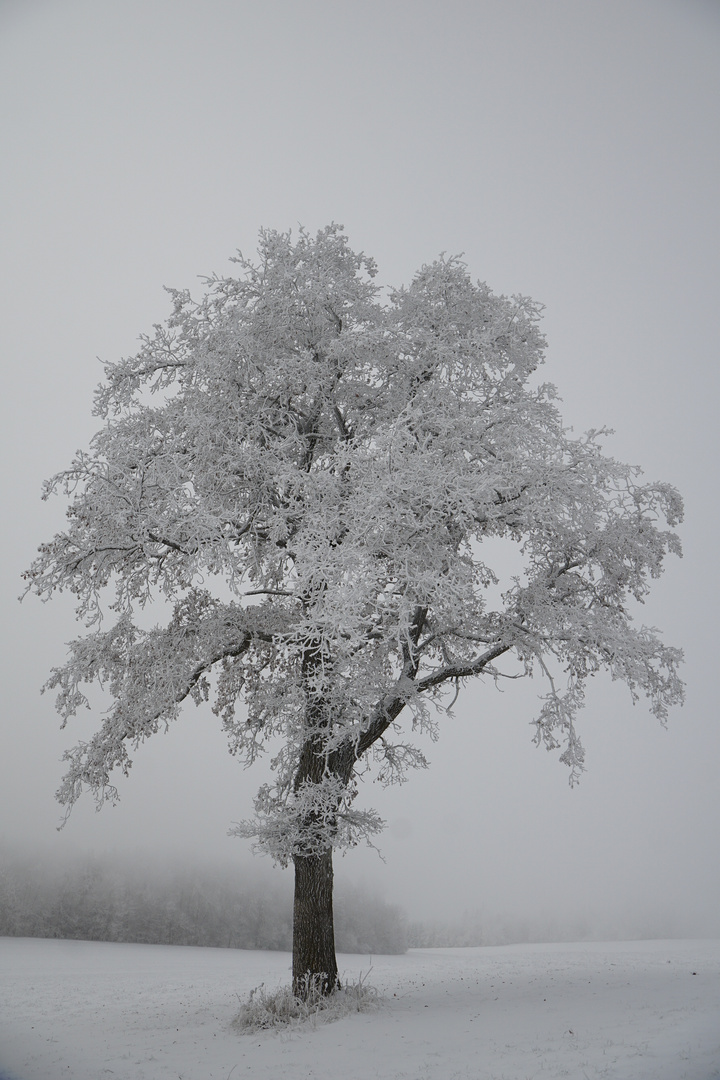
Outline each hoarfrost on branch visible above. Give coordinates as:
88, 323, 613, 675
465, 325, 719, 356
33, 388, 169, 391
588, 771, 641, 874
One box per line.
25, 225, 684, 862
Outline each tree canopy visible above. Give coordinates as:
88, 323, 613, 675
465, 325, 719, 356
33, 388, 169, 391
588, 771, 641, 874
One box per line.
26, 224, 684, 868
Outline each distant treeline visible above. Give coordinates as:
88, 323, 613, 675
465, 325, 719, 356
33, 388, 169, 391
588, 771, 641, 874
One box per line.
0, 851, 407, 954
3, 850, 676, 952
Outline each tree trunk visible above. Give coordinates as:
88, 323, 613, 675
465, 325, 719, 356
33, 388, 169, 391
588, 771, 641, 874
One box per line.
292, 848, 339, 998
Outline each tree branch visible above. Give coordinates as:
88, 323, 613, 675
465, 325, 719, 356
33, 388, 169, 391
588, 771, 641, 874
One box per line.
414, 642, 511, 693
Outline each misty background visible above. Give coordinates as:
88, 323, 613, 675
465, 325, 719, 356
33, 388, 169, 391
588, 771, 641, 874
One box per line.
1, 0, 718, 944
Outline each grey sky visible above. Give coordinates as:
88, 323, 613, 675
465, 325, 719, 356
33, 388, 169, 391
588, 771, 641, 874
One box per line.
1, 0, 718, 933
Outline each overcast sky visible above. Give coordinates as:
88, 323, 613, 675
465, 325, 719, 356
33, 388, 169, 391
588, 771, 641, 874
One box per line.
1, 0, 718, 936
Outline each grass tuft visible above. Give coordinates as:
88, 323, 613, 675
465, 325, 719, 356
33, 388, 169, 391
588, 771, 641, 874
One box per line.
232, 970, 380, 1032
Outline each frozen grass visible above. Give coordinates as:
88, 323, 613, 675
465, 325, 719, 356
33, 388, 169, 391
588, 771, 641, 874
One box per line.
233, 970, 380, 1031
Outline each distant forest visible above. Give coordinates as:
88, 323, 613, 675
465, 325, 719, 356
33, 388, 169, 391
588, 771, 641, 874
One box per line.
2, 850, 666, 951
0, 851, 407, 954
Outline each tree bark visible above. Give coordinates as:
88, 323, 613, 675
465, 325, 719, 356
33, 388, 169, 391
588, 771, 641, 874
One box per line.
292, 848, 339, 998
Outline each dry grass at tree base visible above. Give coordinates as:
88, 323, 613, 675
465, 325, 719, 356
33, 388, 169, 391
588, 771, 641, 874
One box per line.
232, 970, 381, 1031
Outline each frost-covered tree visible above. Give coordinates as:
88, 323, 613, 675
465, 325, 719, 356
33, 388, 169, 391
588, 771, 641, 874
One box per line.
25, 225, 683, 995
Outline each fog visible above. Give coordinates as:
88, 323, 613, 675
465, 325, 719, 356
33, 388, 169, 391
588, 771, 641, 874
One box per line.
1, 0, 718, 941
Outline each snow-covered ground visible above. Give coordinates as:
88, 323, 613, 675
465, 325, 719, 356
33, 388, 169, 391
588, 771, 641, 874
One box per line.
1, 936, 719, 1080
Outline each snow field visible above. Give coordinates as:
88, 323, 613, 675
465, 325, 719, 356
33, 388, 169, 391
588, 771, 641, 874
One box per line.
1, 936, 719, 1080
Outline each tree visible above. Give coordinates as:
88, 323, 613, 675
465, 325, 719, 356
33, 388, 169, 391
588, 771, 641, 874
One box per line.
25, 225, 683, 997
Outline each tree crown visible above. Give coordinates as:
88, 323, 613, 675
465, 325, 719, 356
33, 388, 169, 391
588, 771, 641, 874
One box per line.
25, 225, 683, 861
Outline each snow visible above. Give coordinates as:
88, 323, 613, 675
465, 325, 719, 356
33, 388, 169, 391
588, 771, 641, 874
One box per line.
1, 937, 719, 1080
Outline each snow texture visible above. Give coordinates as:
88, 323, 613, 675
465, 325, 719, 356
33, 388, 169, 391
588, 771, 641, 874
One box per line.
1, 936, 718, 1079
